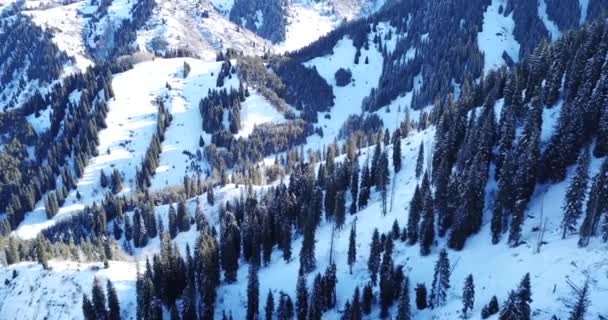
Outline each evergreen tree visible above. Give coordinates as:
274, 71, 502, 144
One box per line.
92, 277, 108, 320
367, 229, 381, 285
567, 279, 590, 320
350, 159, 360, 214
347, 222, 357, 274
358, 163, 371, 209
595, 103, 608, 157
430, 249, 450, 308
296, 270, 308, 320
396, 277, 411, 320
335, 191, 346, 229
392, 129, 402, 173
579, 157, 608, 246
481, 296, 499, 319
208, 187, 215, 205
82, 294, 95, 320
415, 283, 427, 310
100, 169, 109, 188
362, 283, 373, 315
265, 290, 274, 320
177, 199, 190, 232
562, 147, 590, 239
247, 264, 260, 320
299, 221, 316, 273
419, 191, 435, 256
277, 293, 294, 320
415, 142, 424, 178
308, 274, 323, 320
462, 274, 474, 319
350, 287, 362, 320
107, 280, 121, 320
221, 211, 241, 282
168, 204, 178, 239
498, 290, 519, 320
111, 169, 122, 194
406, 186, 423, 245
517, 273, 532, 320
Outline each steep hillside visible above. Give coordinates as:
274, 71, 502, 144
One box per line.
2, 1, 608, 320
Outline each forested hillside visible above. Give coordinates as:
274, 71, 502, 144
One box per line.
1, 0, 608, 319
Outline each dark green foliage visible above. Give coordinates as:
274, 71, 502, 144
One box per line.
562, 147, 590, 239
348, 222, 357, 274
368, 229, 381, 285
265, 290, 274, 320
247, 264, 260, 320
430, 249, 450, 308
335, 68, 353, 87
462, 274, 474, 318
415, 283, 427, 310
481, 296, 499, 319
107, 280, 121, 320
396, 277, 411, 320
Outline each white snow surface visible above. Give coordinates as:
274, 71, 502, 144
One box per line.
538, 0, 561, 41
275, 0, 338, 54
478, 0, 520, 72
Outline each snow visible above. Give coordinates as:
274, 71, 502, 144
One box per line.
25, 106, 52, 134
478, 0, 520, 72
302, 24, 394, 150
209, 0, 233, 14
538, 0, 561, 41
234, 92, 286, 139
26, 1, 94, 72
275, 1, 337, 54
0, 260, 137, 320
135, 0, 270, 61
580, 0, 589, 24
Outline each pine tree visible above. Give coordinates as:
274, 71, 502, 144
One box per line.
308, 274, 323, 320
299, 221, 316, 273
111, 169, 122, 194
347, 222, 357, 274
92, 277, 108, 320
481, 296, 499, 319
595, 103, 608, 157
396, 277, 411, 320
498, 290, 519, 320
415, 142, 424, 178
430, 249, 450, 308
362, 283, 373, 315
579, 157, 608, 246
517, 273, 532, 320
247, 264, 260, 320
562, 147, 590, 239
265, 290, 274, 320
419, 191, 435, 256
208, 187, 215, 205
221, 211, 241, 282
335, 191, 346, 229
567, 279, 590, 320
462, 274, 474, 319
368, 229, 381, 285
168, 204, 178, 239
82, 294, 95, 320
406, 186, 423, 245
379, 240, 395, 318
35, 236, 48, 270
107, 280, 121, 320
100, 169, 109, 188
415, 283, 427, 310
392, 129, 402, 173
277, 293, 294, 320
358, 162, 371, 209
296, 270, 308, 320
350, 159, 360, 214
177, 199, 190, 232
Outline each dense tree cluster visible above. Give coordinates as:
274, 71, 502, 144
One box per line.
229, 0, 287, 43
135, 102, 172, 192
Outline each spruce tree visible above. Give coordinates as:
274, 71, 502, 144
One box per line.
221, 211, 241, 282
567, 279, 590, 320
368, 229, 381, 285
208, 187, 215, 205
299, 221, 316, 273
415, 142, 424, 178
92, 277, 108, 320
415, 283, 427, 310
247, 264, 260, 320
107, 280, 121, 320
277, 293, 294, 320
350, 159, 360, 214
265, 290, 274, 320
168, 204, 178, 239
296, 269, 308, 320
430, 249, 450, 308
579, 157, 608, 246
419, 191, 435, 256
462, 274, 474, 319
393, 129, 402, 173
481, 296, 499, 319
406, 185, 423, 245
100, 169, 109, 188
308, 274, 323, 320
348, 222, 357, 274
177, 199, 190, 232
335, 191, 346, 229
396, 277, 411, 320
82, 294, 95, 320
498, 290, 519, 320
562, 147, 590, 239
362, 283, 373, 315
